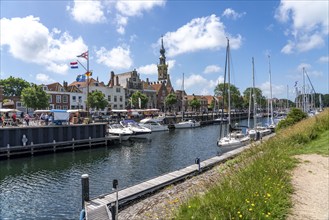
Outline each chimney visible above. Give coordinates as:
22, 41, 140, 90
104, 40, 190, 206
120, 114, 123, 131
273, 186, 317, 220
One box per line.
116, 76, 119, 86
63, 81, 68, 89
110, 71, 115, 87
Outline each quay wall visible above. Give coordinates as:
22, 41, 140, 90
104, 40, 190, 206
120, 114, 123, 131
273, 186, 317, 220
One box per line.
0, 123, 107, 148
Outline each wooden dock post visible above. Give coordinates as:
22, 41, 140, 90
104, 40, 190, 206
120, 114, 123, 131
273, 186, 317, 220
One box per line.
81, 174, 89, 209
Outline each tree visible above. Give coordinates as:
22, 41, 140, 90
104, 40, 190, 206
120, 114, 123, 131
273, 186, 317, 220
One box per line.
0, 76, 30, 97
276, 108, 308, 131
131, 91, 148, 109
165, 93, 177, 112
189, 97, 201, 111
21, 84, 49, 110
242, 87, 267, 110
214, 83, 243, 109
88, 90, 108, 111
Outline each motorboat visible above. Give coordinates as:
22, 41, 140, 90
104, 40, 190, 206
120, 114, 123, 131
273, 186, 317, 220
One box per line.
213, 117, 228, 124
120, 119, 152, 138
139, 118, 169, 132
217, 134, 250, 148
174, 119, 201, 129
107, 123, 133, 141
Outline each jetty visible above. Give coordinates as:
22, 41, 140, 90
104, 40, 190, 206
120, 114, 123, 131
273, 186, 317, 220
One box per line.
82, 134, 274, 220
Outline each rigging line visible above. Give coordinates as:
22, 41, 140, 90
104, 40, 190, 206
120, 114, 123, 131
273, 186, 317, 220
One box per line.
304, 70, 316, 94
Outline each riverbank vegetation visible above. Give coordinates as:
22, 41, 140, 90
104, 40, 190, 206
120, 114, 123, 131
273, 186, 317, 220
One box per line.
174, 109, 329, 219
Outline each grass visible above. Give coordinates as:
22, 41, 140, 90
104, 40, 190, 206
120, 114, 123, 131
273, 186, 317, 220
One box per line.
173, 109, 329, 220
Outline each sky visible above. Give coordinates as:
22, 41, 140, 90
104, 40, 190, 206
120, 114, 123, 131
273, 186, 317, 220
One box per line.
1, 0, 328, 100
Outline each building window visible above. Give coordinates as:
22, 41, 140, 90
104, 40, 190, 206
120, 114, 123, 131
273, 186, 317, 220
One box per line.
119, 96, 122, 102
119, 105, 123, 109
56, 95, 61, 103
116, 88, 120, 93
114, 104, 117, 109
108, 95, 111, 102
72, 96, 76, 102
63, 105, 68, 110
49, 96, 52, 103
49, 104, 54, 109
63, 95, 68, 103
56, 105, 61, 109
114, 96, 117, 102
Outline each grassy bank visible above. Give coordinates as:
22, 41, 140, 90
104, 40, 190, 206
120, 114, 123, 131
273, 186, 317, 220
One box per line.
174, 109, 329, 220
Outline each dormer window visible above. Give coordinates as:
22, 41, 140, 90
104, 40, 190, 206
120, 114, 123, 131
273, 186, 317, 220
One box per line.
43, 86, 48, 91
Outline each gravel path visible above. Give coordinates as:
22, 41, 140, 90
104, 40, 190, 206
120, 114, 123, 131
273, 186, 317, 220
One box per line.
288, 154, 329, 220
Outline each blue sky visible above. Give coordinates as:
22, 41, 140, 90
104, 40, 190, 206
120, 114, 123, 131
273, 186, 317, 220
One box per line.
1, 0, 328, 100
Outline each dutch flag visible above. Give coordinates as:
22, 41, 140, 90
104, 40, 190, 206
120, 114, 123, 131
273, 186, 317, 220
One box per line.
70, 61, 78, 69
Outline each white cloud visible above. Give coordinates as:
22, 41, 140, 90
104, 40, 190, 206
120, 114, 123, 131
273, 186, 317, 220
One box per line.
115, 14, 128, 35
203, 65, 221, 74
160, 14, 242, 57
0, 16, 87, 74
36, 73, 54, 83
137, 64, 157, 75
175, 74, 224, 95
115, 0, 166, 17
95, 45, 133, 70
114, 0, 165, 34
68, 0, 106, 24
222, 8, 246, 20
318, 56, 329, 63
275, 0, 328, 53
259, 81, 285, 98
137, 59, 175, 75
297, 63, 311, 72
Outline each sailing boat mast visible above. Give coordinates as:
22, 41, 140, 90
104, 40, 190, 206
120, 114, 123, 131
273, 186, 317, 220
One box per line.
227, 38, 231, 128
252, 57, 257, 128
268, 55, 274, 125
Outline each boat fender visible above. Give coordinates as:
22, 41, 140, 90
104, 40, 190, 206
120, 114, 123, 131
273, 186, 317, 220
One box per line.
79, 209, 85, 220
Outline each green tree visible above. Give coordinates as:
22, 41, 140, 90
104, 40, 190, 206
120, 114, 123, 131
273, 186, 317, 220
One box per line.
131, 91, 148, 109
189, 97, 201, 111
88, 91, 108, 111
214, 83, 242, 109
276, 108, 308, 131
0, 76, 30, 97
165, 93, 177, 112
21, 84, 49, 110
242, 87, 267, 109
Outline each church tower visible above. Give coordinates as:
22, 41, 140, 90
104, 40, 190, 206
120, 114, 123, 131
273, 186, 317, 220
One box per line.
157, 36, 168, 81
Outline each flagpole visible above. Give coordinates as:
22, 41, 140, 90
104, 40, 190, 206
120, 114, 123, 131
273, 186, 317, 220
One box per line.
87, 50, 90, 118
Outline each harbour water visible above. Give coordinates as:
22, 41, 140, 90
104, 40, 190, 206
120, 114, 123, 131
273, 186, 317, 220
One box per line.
0, 118, 267, 219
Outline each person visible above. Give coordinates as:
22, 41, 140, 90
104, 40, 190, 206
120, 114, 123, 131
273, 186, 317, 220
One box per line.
20, 111, 24, 119
45, 114, 49, 125
12, 113, 17, 125
24, 114, 30, 126
0, 113, 3, 127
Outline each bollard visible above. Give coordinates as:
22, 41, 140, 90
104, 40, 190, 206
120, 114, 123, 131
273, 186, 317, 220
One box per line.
111, 179, 119, 220
81, 174, 89, 209
195, 157, 201, 172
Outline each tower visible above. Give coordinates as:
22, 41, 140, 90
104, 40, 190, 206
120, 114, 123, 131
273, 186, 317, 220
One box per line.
157, 36, 168, 81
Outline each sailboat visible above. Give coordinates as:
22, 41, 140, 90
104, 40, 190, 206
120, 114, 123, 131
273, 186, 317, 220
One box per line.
267, 55, 276, 131
248, 57, 271, 140
217, 39, 249, 148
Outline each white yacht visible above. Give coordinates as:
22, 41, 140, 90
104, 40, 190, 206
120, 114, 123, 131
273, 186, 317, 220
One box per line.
139, 118, 169, 132
107, 123, 133, 141
174, 119, 201, 129
120, 119, 152, 139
